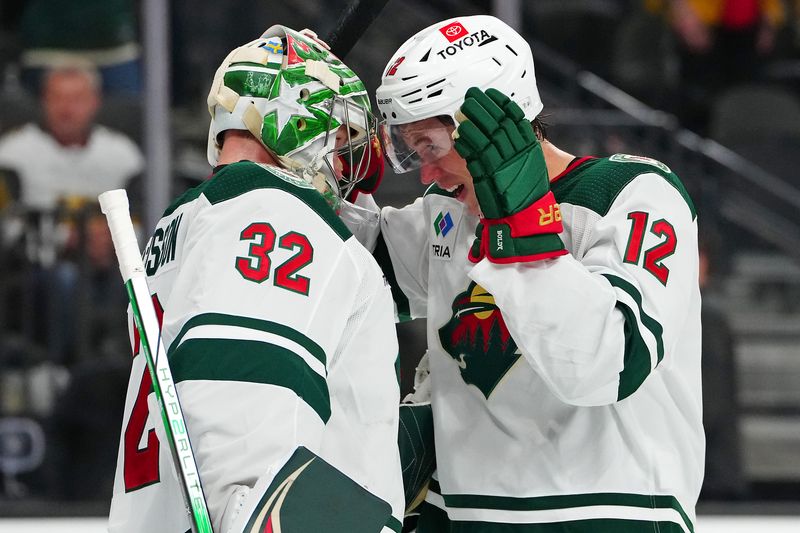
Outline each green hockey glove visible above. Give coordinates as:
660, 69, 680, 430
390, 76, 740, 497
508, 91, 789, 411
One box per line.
454, 87, 566, 264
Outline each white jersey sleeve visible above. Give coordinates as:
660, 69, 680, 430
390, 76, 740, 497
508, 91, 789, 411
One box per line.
469, 169, 699, 406
378, 196, 431, 320
109, 162, 403, 533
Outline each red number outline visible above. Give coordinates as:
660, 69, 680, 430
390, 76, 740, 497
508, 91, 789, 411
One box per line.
235, 222, 276, 283
644, 219, 677, 286
275, 231, 314, 295
124, 294, 164, 492
623, 211, 649, 265
623, 212, 677, 285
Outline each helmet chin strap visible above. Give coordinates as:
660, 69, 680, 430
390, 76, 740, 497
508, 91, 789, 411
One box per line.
277, 149, 341, 209
304, 147, 329, 182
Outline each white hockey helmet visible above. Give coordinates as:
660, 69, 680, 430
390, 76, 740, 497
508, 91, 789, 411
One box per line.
375, 15, 543, 173
207, 25, 377, 202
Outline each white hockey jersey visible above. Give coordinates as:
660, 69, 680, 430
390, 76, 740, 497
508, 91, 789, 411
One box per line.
379, 155, 703, 532
108, 161, 404, 533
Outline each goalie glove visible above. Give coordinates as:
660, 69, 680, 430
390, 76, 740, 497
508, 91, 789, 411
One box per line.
453, 87, 567, 264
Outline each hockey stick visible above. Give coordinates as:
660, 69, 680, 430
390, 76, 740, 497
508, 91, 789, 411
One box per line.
325, 0, 390, 59
99, 190, 213, 533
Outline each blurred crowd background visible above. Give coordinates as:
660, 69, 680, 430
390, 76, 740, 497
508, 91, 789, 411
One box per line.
1, 0, 800, 520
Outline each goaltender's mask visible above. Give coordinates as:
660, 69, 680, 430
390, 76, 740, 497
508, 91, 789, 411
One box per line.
207, 25, 378, 206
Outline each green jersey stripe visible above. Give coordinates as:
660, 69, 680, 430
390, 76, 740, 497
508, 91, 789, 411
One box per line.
163, 162, 351, 240
551, 156, 696, 220
442, 518, 686, 533
415, 500, 451, 531
374, 234, 412, 322
385, 516, 403, 532
611, 299, 653, 400
442, 492, 692, 532
169, 312, 326, 366
601, 274, 665, 399
603, 274, 665, 363
170, 338, 331, 423
206, 162, 351, 240
176, 323, 326, 379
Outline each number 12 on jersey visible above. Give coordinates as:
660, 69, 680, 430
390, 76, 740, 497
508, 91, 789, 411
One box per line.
623, 211, 677, 285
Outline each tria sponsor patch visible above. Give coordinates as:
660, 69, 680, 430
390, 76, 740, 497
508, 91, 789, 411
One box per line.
439, 21, 468, 43
430, 206, 462, 262
432, 243, 451, 258
434, 211, 454, 237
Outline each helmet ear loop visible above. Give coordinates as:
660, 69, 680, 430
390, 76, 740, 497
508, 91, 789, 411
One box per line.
316, 95, 358, 201
302, 97, 338, 186
344, 99, 376, 188
327, 96, 347, 199
354, 113, 377, 184
335, 97, 360, 200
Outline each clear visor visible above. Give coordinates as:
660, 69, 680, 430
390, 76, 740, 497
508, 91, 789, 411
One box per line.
378, 115, 456, 174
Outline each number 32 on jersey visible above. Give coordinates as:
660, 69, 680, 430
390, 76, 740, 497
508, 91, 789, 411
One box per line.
235, 221, 314, 295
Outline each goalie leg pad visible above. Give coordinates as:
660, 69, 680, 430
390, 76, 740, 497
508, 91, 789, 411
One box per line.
237, 446, 393, 533
398, 402, 436, 512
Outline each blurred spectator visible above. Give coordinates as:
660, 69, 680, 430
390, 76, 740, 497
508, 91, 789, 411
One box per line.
56, 209, 130, 361
0, 63, 142, 365
699, 235, 749, 500
0, 63, 143, 212
647, 0, 787, 132
17, 0, 141, 95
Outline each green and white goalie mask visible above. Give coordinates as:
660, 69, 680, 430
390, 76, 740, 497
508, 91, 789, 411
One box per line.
207, 25, 377, 205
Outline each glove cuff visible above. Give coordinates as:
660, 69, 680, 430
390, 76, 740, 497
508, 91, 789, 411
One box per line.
469, 226, 567, 265
485, 230, 566, 264
487, 238, 567, 264
468, 191, 568, 264
491, 191, 563, 237
468, 223, 488, 264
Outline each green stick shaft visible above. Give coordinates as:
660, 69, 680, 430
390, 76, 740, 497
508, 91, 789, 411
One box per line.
100, 189, 213, 533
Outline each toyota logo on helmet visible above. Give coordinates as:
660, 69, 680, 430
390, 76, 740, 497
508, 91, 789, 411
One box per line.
439, 21, 468, 42
376, 15, 545, 174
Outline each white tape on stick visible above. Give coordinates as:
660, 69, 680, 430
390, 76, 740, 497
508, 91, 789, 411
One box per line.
99, 189, 145, 282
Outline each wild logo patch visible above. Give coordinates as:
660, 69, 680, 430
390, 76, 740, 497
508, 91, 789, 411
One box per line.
438, 282, 521, 398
